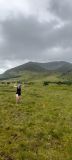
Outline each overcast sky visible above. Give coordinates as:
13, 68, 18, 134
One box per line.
0, 0, 72, 73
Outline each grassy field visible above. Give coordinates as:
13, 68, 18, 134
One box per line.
0, 82, 72, 160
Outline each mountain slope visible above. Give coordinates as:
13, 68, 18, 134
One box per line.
39, 61, 70, 71
0, 61, 72, 80
0, 62, 48, 80
5, 62, 47, 74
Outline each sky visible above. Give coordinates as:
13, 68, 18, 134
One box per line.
0, 0, 72, 73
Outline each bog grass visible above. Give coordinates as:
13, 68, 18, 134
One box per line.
0, 82, 72, 160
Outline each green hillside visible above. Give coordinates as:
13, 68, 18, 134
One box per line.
0, 61, 72, 81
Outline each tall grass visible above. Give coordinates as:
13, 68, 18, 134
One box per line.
0, 83, 72, 160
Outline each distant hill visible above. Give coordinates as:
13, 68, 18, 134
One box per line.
0, 61, 72, 80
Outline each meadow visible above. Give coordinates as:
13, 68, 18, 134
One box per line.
0, 81, 72, 160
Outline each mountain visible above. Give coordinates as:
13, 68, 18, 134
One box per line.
39, 61, 70, 71
0, 62, 48, 80
0, 61, 72, 80
5, 62, 47, 74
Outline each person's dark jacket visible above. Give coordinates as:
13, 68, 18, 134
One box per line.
16, 86, 21, 96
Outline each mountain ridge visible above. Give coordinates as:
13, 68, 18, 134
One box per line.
0, 61, 72, 80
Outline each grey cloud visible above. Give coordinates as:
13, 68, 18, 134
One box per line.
0, 15, 59, 60
0, 0, 72, 73
50, 0, 72, 21
0, 11, 72, 65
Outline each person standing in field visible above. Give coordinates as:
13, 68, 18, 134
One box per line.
16, 81, 21, 103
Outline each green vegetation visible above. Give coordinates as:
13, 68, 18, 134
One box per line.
0, 80, 72, 160
1, 61, 72, 81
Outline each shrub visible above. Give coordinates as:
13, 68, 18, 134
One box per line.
43, 81, 49, 86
